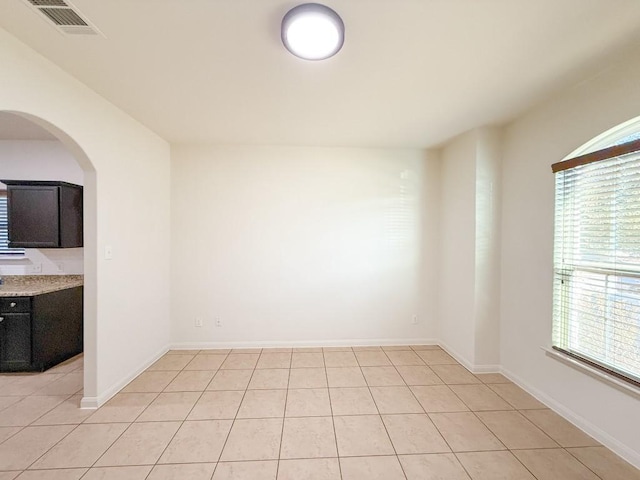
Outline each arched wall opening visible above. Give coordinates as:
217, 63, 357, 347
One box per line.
1, 110, 97, 400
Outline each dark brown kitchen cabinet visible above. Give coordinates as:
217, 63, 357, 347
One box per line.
0, 180, 83, 248
0, 313, 31, 370
0, 287, 83, 372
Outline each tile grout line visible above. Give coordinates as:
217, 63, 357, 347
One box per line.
274, 350, 293, 479
563, 447, 606, 480
2, 449, 607, 466
20, 416, 101, 475
17, 356, 126, 474
321, 348, 344, 480
479, 404, 605, 480
84, 352, 194, 477
418, 353, 524, 457
385, 349, 432, 417
430, 358, 544, 480
138, 350, 232, 480
1, 391, 73, 432
69, 353, 208, 479
2, 371, 67, 397
408, 346, 508, 480
396, 347, 504, 480
354, 348, 408, 480
0, 426, 23, 448
209, 351, 262, 479
0, 361, 89, 475
0, 366, 82, 448
195, 349, 233, 480
383, 347, 467, 466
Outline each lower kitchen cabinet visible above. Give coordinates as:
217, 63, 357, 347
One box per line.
0, 286, 83, 372
0, 313, 31, 370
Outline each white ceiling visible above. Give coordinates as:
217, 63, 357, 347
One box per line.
1, 0, 640, 148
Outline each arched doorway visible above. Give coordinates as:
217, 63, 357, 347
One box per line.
0, 110, 97, 404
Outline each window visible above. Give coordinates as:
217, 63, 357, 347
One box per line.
0, 191, 25, 256
552, 138, 640, 387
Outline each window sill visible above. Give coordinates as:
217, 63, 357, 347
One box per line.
542, 346, 640, 399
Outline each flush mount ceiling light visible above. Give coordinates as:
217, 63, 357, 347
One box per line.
281, 3, 345, 60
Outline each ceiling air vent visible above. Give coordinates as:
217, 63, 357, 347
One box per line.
40, 8, 87, 26
28, 0, 68, 6
23, 0, 102, 36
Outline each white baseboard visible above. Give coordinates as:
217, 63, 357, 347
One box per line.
501, 366, 640, 469
438, 341, 501, 374
470, 363, 502, 373
80, 343, 170, 409
80, 398, 98, 409
170, 338, 439, 350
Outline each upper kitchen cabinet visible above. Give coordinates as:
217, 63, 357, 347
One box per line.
1, 180, 83, 248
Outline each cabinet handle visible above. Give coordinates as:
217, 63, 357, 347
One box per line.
10, 302, 16, 308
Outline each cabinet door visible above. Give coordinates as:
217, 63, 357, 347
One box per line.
7, 186, 60, 248
59, 185, 83, 247
0, 313, 31, 369
32, 287, 83, 370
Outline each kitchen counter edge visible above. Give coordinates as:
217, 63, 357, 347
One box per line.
0, 275, 84, 297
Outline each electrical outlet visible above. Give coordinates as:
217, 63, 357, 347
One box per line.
412, 314, 418, 325
56, 262, 64, 273
215, 317, 222, 327
195, 317, 203, 327
32, 263, 42, 273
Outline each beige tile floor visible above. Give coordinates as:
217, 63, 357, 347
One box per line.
0, 346, 639, 479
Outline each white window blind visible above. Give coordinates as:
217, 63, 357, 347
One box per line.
0, 192, 25, 256
552, 139, 640, 387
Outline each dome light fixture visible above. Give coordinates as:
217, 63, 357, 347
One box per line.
281, 3, 345, 61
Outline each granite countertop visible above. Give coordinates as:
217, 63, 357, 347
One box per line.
0, 275, 84, 297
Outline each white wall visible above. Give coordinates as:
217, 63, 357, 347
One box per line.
439, 127, 502, 369
0, 249, 83, 276
439, 132, 477, 362
0, 139, 83, 275
0, 140, 83, 184
474, 128, 501, 367
0, 28, 171, 406
171, 145, 439, 347
500, 45, 640, 465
